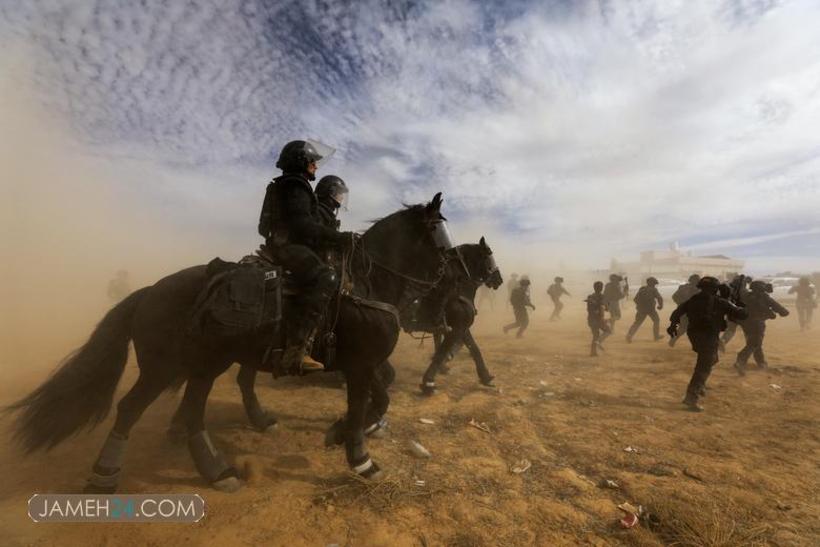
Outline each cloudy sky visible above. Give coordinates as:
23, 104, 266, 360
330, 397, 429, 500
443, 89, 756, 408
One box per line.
1, 0, 819, 274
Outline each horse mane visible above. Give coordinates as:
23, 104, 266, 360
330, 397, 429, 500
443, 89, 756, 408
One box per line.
366, 203, 426, 227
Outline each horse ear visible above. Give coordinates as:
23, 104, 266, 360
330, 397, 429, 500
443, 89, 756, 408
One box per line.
479, 236, 487, 248
428, 192, 443, 212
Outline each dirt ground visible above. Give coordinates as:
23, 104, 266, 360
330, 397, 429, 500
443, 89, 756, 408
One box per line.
1, 299, 818, 546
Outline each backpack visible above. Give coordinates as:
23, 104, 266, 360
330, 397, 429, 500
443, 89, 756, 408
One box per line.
190, 258, 282, 340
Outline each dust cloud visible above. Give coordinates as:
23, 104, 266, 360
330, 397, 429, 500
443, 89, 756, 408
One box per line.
0, 57, 219, 392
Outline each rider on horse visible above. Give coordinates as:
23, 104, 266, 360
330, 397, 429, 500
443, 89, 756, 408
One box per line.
257, 141, 356, 375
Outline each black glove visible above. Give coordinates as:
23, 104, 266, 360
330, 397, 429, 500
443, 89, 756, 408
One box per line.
667, 324, 678, 338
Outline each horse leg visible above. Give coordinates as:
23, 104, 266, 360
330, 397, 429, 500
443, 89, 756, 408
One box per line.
420, 330, 459, 395
326, 366, 391, 447
433, 332, 450, 374
85, 371, 170, 493
344, 365, 383, 479
363, 371, 390, 437
236, 365, 278, 432
182, 370, 241, 492
463, 329, 494, 386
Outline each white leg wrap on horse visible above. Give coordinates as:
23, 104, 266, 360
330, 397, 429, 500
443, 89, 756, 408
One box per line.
189, 431, 232, 482
97, 432, 128, 470
353, 458, 373, 474
364, 417, 387, 435
89, 469, 121, 488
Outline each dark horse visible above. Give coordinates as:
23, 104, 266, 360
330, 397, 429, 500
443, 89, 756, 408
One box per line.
405, 238, 503, 395
189, 239, 502, 439
7, 194, 451, 493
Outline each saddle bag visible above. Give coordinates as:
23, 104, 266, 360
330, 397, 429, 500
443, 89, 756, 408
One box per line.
191, 258, 282, 339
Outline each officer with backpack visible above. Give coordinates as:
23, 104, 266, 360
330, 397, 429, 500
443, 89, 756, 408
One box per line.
258, 141, 357, 375
585, 281, 611, 356
668, 277, 747, 411
626, 277, 664, 342
504, 276, 535, 338
733, 280, 789, 375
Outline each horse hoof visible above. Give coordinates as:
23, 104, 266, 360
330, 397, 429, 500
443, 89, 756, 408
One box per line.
213, 476, 242, 493
324, 419, 345, 447
480, 376, 496, 387
353, 459, 384, 480
420, 382, 436, 396
250, 414, 279, 433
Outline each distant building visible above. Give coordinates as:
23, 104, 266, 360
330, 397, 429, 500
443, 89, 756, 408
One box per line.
610, 243, 745, 282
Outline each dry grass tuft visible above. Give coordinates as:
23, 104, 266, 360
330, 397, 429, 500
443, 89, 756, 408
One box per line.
641, 493, 771, 547
314, 471, 443, 510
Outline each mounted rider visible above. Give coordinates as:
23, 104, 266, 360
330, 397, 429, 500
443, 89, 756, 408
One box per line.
314, 175, 349, 268
257, 141, 356, 375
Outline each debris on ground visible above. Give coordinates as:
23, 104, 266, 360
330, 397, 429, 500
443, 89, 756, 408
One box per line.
769, 383, 783, 391
598, 479, 620, 489
683, 468, 705, 482
617, 502, 643, 529
409, 441, 431, 459
623, 446, 640, 454
510, 459, 531, 474
418, 418, 435, 425
468, 418, 491, 433
647, 464, 676, 477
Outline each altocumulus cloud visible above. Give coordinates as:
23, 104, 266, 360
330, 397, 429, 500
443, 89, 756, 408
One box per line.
1, 0, 819, 271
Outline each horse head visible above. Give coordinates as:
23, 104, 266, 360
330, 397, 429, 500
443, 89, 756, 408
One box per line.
457, 236, 503, 290
361, 192, 451, 282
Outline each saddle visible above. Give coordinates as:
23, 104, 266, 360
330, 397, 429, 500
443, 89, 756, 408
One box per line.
189, 249, 342, 373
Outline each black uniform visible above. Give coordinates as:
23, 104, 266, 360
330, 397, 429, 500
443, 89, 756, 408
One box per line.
504, 284, 534, 338
789, 282, 816, 330
585, 291, 610, 356
735, 289, 789, 371
603, 279, 626, 325
547, 281, 569, 320
669, 281, 700, 346
626, 284, 663, 341
720, 283, 750, 350
669, 288, 747, 409
258, 173, 348, 365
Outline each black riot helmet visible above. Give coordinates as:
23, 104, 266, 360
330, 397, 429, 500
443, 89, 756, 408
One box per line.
688, 274, 701, 284
555, 276, 564, 283
646, 276, 659, 286
697, 276, 720, 293
275, 140, 334, 181
609, 273, 622, 282
316, 175, 349, 209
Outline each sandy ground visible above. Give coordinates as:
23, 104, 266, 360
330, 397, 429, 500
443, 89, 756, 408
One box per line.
1, 300, 818, 546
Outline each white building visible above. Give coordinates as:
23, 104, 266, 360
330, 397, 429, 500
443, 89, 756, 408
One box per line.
611, 243, 745, 282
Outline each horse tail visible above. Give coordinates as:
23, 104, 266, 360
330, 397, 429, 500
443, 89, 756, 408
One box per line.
6, 287, 149, 453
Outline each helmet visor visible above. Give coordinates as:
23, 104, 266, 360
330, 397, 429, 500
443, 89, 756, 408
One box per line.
330, 185, 349, 210
306, 139, 336, 168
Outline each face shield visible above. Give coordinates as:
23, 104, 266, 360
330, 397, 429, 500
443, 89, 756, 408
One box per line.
330, 184, 349, 211
306, 139, 336, 168
430, 219, 455, 250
